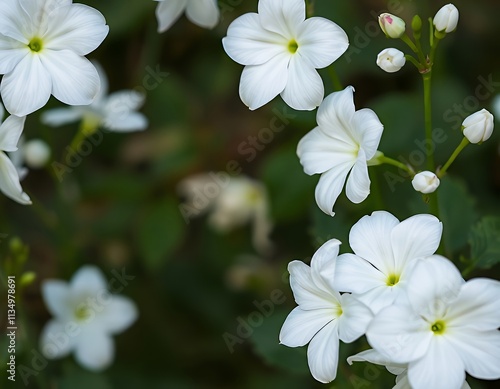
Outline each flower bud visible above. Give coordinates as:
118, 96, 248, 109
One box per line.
433, 4, 459, 33
462, 109, 494, 144
379, 13, 406, 38
412, 171, 440, 194
376, 48, 406, 73
23, 139, 51, 168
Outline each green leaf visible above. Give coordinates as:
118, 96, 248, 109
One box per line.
137, 197, 186, 269
468, 216, 500, 270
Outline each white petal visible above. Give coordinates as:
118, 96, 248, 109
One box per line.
351, 108, 384, 159
297, 126, 356, 175
446, 278, 500, 331
0, 35, 28, 74
185, 0, 219, 29
314, 161, 353, 216
310, 239, 341, 294
338, 294, 373, 343
43, 4, 109, 56
258, 0, 305, 37
41, 50, 100, 106
99, 295, 138, 335
0, 151, 31, 204
0, 114, 25, 152
222, 13, 286, 66
41, 280, 71, 319
104, 90, 145, 113
239, 54, 289, 110
407, 337, 465, 389
40, 320, 74, 359
349, 211, 400, 275
347, 349, 407, 372
366, 304, 432, 364
334, 253, 387, 294
71, 266, 108, 296
1, 54, 51, 116
0, 1, 31, 44
307, 320, 340, 383
281, 55, 324, 110
345, 150, 370, 203
279, 306, 334, 347
390, 214, 442, 269
104, 112, 148, 133
41, 108, 82, 127
296, 17, 349, 68
74, 331, 114, 371
155, 0, 187, 33
447, 329, 500, 380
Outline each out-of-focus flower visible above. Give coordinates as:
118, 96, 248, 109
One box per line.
40, 266, 138, 371
222, 0, 348, 110
376, 48, 406, 73
0, 104, 29, 204
378, 13, 406, 39
155, 0, 219, 33
0, 0, 109, 116
41, 62, 147, 133
178, 174, 272, 254
279, 239, 373, 383
9, 137, 51, 181
297, 87, 384, 216
412, 171, 440, 194
462, 109, 494, 144
433, 4, 459, 33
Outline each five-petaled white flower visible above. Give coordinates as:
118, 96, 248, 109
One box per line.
297, 87, 384, 215
41, 62, 148, 133
40, 266, 138, 371
0, 104, 30, 204
279, 239, 373, 383
222, 0, 349, 111
366, 256, 500, 389
0, 0, 109, 116
155, 0, 220, 33
334, 211, 442, 314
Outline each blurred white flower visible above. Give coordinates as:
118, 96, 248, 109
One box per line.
412, 171, 440, 194
155, 0, 219, 33
367, 256, 500, 389
222, 0, 348, 110
40, 266, 138, 371
297, 87, 384, 216
334, 211, 443, 314
280, 239, 373, 383
0, 104, 30, 204
433, 4, 459, 33
0, 0, 109, 116
41, 62, 148, 133
376, 48, 406, 73
178, 174, 272, 254
462, 109, 494, 144
378, 13, 406, 39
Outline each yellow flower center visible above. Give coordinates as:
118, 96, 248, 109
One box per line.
28, 37, 43, 53
74, 306, 91, 321
287, 39, 299, 54
431, 320, 446, 335
386, 273, 400, 286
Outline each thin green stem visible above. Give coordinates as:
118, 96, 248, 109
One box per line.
405, 54, 424, 71
438, 137, 470, 178
429, 37, 441, 67
400, 34, 419, 54
327, 65, 343, 91
379, 156, 415, 176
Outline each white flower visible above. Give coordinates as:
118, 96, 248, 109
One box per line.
297, 87, 384, 216
155, 0, 219, 33
0, 0, 109, 116
378, 13, 406, 39
222, 0, 349, 111
412, 171, 440, 194
40, 266, 138, 371
41, 62, 147, 133
433, 4, 459, 33
178, 174, 273, 254
462, 109, 494, 144
279, 239, 373, 383
334, 211, 443, 314
366, 255, 500, 389
376, 48, 406, 73
0, 104, 30, 204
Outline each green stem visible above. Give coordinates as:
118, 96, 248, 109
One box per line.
405, 54, 424, 71
400, 34, 419, 54
327, 65, 343, 91
438, 137, 470, 178
379, 156, 415, 176
429, 37, 441, 67
306, 0, 315, 18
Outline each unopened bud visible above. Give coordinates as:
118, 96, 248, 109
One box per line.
379, 13, 406, 39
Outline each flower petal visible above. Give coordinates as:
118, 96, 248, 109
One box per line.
307, 320, 340, 383
155, 0, 187, 33
99, 295, 138, 335
281, 55, 324, 110
338, 293, 373, 343
345, 150, 370, 204
351, 108, 384, 159
334, 253, 387, 294
104, 112, 148, 133
0, 114, 25, 152
258, 0, 305, 37
41, 280, 71, 319
314, 160, 353, 216
310, 238, 341, 294
71, 266, 108, 296
279, 306, 334, 347
0, 35, 28, 74
239, 53, 289, 110
296, 17, 349, 68
41, 108, 82, 127
347, 348, 407, 373
185, 0, 219, 29
40, 319, 74, 359
74, 331, 114, 371
0, 151, 31, 204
